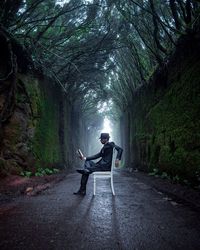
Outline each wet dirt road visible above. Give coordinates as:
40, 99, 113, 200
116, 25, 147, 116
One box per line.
1, 171, 200, 250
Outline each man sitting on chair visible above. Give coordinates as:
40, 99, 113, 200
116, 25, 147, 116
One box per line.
74, 133, 123, 196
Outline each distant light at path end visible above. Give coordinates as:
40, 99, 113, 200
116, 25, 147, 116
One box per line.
101, 117, 113, 138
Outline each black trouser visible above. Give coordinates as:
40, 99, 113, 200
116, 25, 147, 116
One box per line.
79, 160, 111, 191
79, 161, 94, 191
80, 174, 89, 191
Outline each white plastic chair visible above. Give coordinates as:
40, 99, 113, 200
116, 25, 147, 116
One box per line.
93, 148, 116, 196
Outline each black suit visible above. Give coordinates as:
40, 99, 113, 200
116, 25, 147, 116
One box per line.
79, 142, 123, 192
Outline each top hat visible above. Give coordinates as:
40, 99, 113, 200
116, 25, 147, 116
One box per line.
99, 133, 110, 140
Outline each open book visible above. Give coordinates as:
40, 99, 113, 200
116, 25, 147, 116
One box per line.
77, 149, 84, 159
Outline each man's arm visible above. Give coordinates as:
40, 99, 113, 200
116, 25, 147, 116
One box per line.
115, 144, 123, 160
114, 144, 123, 167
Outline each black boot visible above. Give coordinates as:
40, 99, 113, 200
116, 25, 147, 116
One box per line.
73, 190, 86, 195
73, 174, 89, 195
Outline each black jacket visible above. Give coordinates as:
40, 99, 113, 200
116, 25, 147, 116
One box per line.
86, 142, 123, 170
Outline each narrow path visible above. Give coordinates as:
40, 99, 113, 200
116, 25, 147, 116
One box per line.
0, 171, 200, 250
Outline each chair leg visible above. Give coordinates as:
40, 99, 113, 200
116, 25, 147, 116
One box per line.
93, 176, 96, 195
111, 176, 115, 196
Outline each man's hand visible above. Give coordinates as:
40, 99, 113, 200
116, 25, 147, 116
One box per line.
115, 159, 120, 168
80, 156, 86, 161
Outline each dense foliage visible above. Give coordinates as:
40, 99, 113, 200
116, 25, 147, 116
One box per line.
0, 0, 199, 117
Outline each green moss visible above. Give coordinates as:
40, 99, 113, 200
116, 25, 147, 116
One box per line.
130, 58, 200, 186
20, 75, 61, 167
149, 144, 161, 171
32, 90, 61, 165
24, 77, 42, 118
16, 92, 26, 103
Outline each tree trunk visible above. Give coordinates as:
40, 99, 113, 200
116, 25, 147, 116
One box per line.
169, 0, 181, 30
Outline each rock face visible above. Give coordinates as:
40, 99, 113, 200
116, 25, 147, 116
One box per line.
0, 71, 89, 176
122, 32, 200, 186
0, 32, 88, 177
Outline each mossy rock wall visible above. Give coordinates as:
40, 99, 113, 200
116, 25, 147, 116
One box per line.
30, 76, 61, 166
21, 74, 87, 170
0, 72, 88, 176
127, 34, 200, 185
0, 31, 87, 176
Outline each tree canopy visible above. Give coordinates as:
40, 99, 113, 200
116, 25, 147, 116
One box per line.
0, 0, 199, 119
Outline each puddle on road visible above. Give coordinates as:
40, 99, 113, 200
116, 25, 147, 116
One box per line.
170, 201, 179, 206
160, 196, 180, 207
163, 197, 172, 201
134, 183, 151, 190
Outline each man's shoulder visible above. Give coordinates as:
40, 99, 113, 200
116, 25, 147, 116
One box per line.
108, 142, 115, 148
